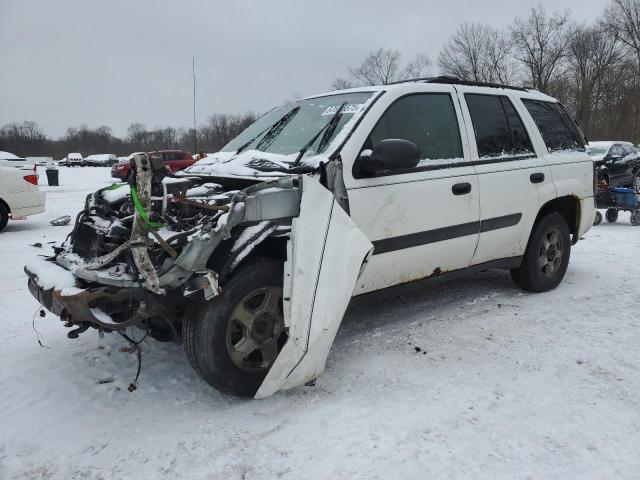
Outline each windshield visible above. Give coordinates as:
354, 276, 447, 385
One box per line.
221, 91, 375, 156
588, 146, 610, 156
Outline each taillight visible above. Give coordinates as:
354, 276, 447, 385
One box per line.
23, 174, 38, 185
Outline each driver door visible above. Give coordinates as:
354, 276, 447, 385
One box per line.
342, 86, 480, 295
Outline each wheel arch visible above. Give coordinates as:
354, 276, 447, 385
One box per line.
206, 230, 288, 285
534, 195, 581, 244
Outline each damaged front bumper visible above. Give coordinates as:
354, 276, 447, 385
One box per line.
25, 153, 373, 397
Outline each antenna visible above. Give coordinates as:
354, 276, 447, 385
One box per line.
192, 58, 197, 154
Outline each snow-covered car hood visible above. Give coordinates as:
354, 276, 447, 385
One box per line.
179, 149, 328, 180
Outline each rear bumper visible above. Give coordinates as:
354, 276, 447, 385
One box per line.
10, 191, 45, 218
111, 167, 128, 180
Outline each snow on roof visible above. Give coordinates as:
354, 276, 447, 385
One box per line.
67, 153, 83, 159
85, 154, 116, 160
588, 141, 632, 148
0, 151, 22, 160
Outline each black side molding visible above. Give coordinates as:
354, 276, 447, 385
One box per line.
371, 213, 522, 255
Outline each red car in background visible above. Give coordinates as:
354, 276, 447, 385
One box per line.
111, 150, 195, 181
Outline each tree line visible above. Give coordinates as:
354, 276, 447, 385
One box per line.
332, 0, 640, 144
2, 0, 639, 158
0, 113, 255, 159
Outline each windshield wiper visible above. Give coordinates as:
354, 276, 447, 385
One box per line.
292, 101, 347, 166
235, 106, 301, 155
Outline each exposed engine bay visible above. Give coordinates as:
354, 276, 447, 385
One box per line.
25, 152, 372, 397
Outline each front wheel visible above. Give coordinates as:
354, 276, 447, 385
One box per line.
511, 212, 571, 292
182, 260, 287, 397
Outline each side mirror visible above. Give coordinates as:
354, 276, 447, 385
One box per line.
358, 139, 420, 174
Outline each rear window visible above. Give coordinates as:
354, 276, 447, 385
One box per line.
522, 100, 585, 153
465, 94, 534, 159
161, 152, 184, 161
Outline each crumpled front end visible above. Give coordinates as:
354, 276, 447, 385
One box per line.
25, 153, 372, 397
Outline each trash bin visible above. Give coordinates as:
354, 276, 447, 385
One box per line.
45, 168, 59, 186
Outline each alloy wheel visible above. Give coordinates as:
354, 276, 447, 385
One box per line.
538, 228, 564, 278
226, 286, 285, 373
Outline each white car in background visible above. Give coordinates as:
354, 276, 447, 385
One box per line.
0, 151, 35, 170
0, 165, 46, 232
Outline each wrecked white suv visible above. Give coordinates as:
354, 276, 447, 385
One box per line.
25, 78, 595, 398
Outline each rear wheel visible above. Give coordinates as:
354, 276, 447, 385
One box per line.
182, 260, 287, 397
0, 204, 8, 232
606, 208, 619, 223
511, 212, 571, 292
631, 210, 640, 226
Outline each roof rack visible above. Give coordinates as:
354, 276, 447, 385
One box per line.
388, 76, 529, 92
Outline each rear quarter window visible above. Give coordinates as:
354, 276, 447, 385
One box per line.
465, 94, 534, 159
522, 99, 585, 153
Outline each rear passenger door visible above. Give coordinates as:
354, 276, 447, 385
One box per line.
343, 86, 481, 294
457, 89, 555, 265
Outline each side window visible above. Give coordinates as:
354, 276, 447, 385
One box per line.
465, 94, 534, 158
522, 99, 586, 153
365, 93, 463, 168
610, 145, 623, 158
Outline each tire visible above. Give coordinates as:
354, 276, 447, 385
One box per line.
633, 172, 640, 193
606, 208, 619, 223
631, 210, 640, 226
0, 204, 8, 232
593, 211, 603, 226
182, 259, 286, 397
511, 212, 571, 292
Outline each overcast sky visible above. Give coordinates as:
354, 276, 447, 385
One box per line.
0, 0, 608, 138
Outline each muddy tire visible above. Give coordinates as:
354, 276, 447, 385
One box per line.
182, 260, 286, 397
0, 204, 8, 232
511, 212, 571, 292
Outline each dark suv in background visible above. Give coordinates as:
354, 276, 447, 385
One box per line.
111, 150, 195, 181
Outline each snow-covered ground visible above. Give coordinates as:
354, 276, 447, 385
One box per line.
1, 167, 639, 479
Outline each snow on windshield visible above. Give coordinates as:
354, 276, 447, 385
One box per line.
182, 91, 379, 178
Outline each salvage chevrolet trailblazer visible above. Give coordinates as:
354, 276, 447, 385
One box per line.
25, 77, 596, 398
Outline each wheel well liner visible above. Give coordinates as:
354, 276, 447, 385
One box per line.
535, 195, 581, 242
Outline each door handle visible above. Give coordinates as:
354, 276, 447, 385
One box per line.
452, 182, 472, 195
530, 173, 545, 183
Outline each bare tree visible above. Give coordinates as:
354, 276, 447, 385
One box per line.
401, 53, 432, 80
438, 22, 519, 83
331, 78, 355, 90
566, 25, 627, 135
332, 48, 431, 88
510, 5, 573, 94
605, 0, 640, 68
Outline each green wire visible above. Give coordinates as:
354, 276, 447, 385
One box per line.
130, 186, 164, 229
